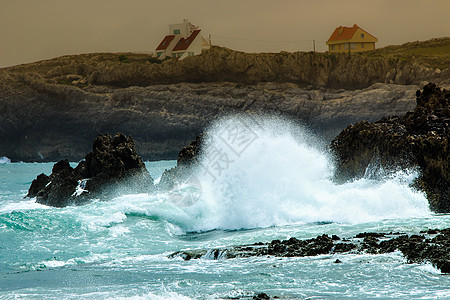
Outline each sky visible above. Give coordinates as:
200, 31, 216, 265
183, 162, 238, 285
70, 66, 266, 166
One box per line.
1, 0, 449, 68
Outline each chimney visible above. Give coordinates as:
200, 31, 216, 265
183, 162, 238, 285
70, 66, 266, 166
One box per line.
338, 26, 343, 35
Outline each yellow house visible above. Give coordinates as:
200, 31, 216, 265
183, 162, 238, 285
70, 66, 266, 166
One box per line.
326, 24, 378, 53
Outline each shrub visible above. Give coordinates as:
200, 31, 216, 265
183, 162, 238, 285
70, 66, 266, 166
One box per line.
118, 54, 129, 63
147, 57, 162, 64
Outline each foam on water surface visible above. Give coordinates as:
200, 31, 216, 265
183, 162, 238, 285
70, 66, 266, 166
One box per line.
99, 115, 429, 233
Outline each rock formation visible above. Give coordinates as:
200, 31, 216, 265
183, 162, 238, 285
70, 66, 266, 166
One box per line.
169, 229, 450, 273
331, 83, 449, 212
157, 133, 205, 191
27, 133, 153, 207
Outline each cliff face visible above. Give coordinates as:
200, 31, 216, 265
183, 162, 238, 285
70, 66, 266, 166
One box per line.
0, 77, 419, 162
0, 39, 449, 162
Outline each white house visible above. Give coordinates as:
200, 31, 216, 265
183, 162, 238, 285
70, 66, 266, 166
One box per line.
154, 19, 211, 60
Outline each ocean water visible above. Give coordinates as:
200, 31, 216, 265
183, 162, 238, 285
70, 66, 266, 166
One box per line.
1, 116, 449, 299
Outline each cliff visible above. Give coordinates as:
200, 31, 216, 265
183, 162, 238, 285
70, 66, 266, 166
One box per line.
0, 38, 449, 162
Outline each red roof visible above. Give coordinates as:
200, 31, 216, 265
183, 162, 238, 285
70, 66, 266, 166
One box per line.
327, 24, 376, 42
156, 35, 175, 51
172, 30, 200, 51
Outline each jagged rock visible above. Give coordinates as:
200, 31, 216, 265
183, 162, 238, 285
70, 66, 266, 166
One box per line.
26, 173, 50, 198
169, 229, 450, 273
253, 292, 270, 300
177, 133, 205, 166
331, 83, 450, 212
35, 159, 82, 207
29, 133, 153, 207
83, 133, 153, 195
158, 133, 205, 191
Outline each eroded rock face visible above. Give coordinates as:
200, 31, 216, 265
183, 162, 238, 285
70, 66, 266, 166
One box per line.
30, 133, 153, 207
331, 83, 449, 212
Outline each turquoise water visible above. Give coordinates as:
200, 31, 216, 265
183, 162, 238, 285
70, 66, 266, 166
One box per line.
1, 117, 450, 299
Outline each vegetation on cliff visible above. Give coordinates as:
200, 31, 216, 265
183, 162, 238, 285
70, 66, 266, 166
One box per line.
2, 37, 449, 89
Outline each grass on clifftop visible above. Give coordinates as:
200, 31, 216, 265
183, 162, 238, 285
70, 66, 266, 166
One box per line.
362, 37, 450, 70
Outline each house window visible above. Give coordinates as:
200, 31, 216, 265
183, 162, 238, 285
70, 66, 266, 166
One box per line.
361, 33, 364, 38
350, 43, 356, 49
174, 29, 180, 34
172, 53, 177, 58
361, 43, 364, 48
157, 52, 163, 57
331, 45, 335, 50
188, 52, 194, 56
345, 44, 348, 50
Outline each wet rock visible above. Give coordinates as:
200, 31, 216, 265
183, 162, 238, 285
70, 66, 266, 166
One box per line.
333, 242, 357, 253
26, 173, 50, 198
177, 133, 206, 167
332, 234, 341, 240
83, 133, 153, 195
331, 83, 450, 212
253, 292, 270, 300
169, 229, 450, 273
35, 159, 83, 207
355, 232, 386, 239
157, 133, 205, 191
29, 133, 153, 207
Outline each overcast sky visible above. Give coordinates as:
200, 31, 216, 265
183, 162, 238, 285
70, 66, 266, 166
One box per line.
1, 0, 449, 68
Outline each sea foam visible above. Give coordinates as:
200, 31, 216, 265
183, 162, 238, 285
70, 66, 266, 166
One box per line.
104, 115, 429, 233
0, 156, 11, 164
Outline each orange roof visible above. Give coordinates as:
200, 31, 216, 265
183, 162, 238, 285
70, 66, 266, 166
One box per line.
172, 30, 200, 51
156, 35, 175, 51
327, 24, 376, 42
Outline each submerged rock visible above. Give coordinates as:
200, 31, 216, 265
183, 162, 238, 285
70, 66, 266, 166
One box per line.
331, 83, 450, 212
28, 133, 153, 207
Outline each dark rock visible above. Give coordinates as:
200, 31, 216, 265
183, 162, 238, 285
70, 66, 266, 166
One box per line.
83, 133, 153, 195
253, 292, 270, 300
36, 160, 82, 207
333, 242, 357, 253
169, 229, 450, 273
177, 133, 205, 167
26, 173, 51, 198
362, 236, 379, 248
157, 133, 206, 191
331, 83, 450, 212
29, 133, 153, 207
332, 234, 341, 240
74, 160, 90, 179
355, 232, 385, 239
432, 259, 450, 273
334, 259, 342, 263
